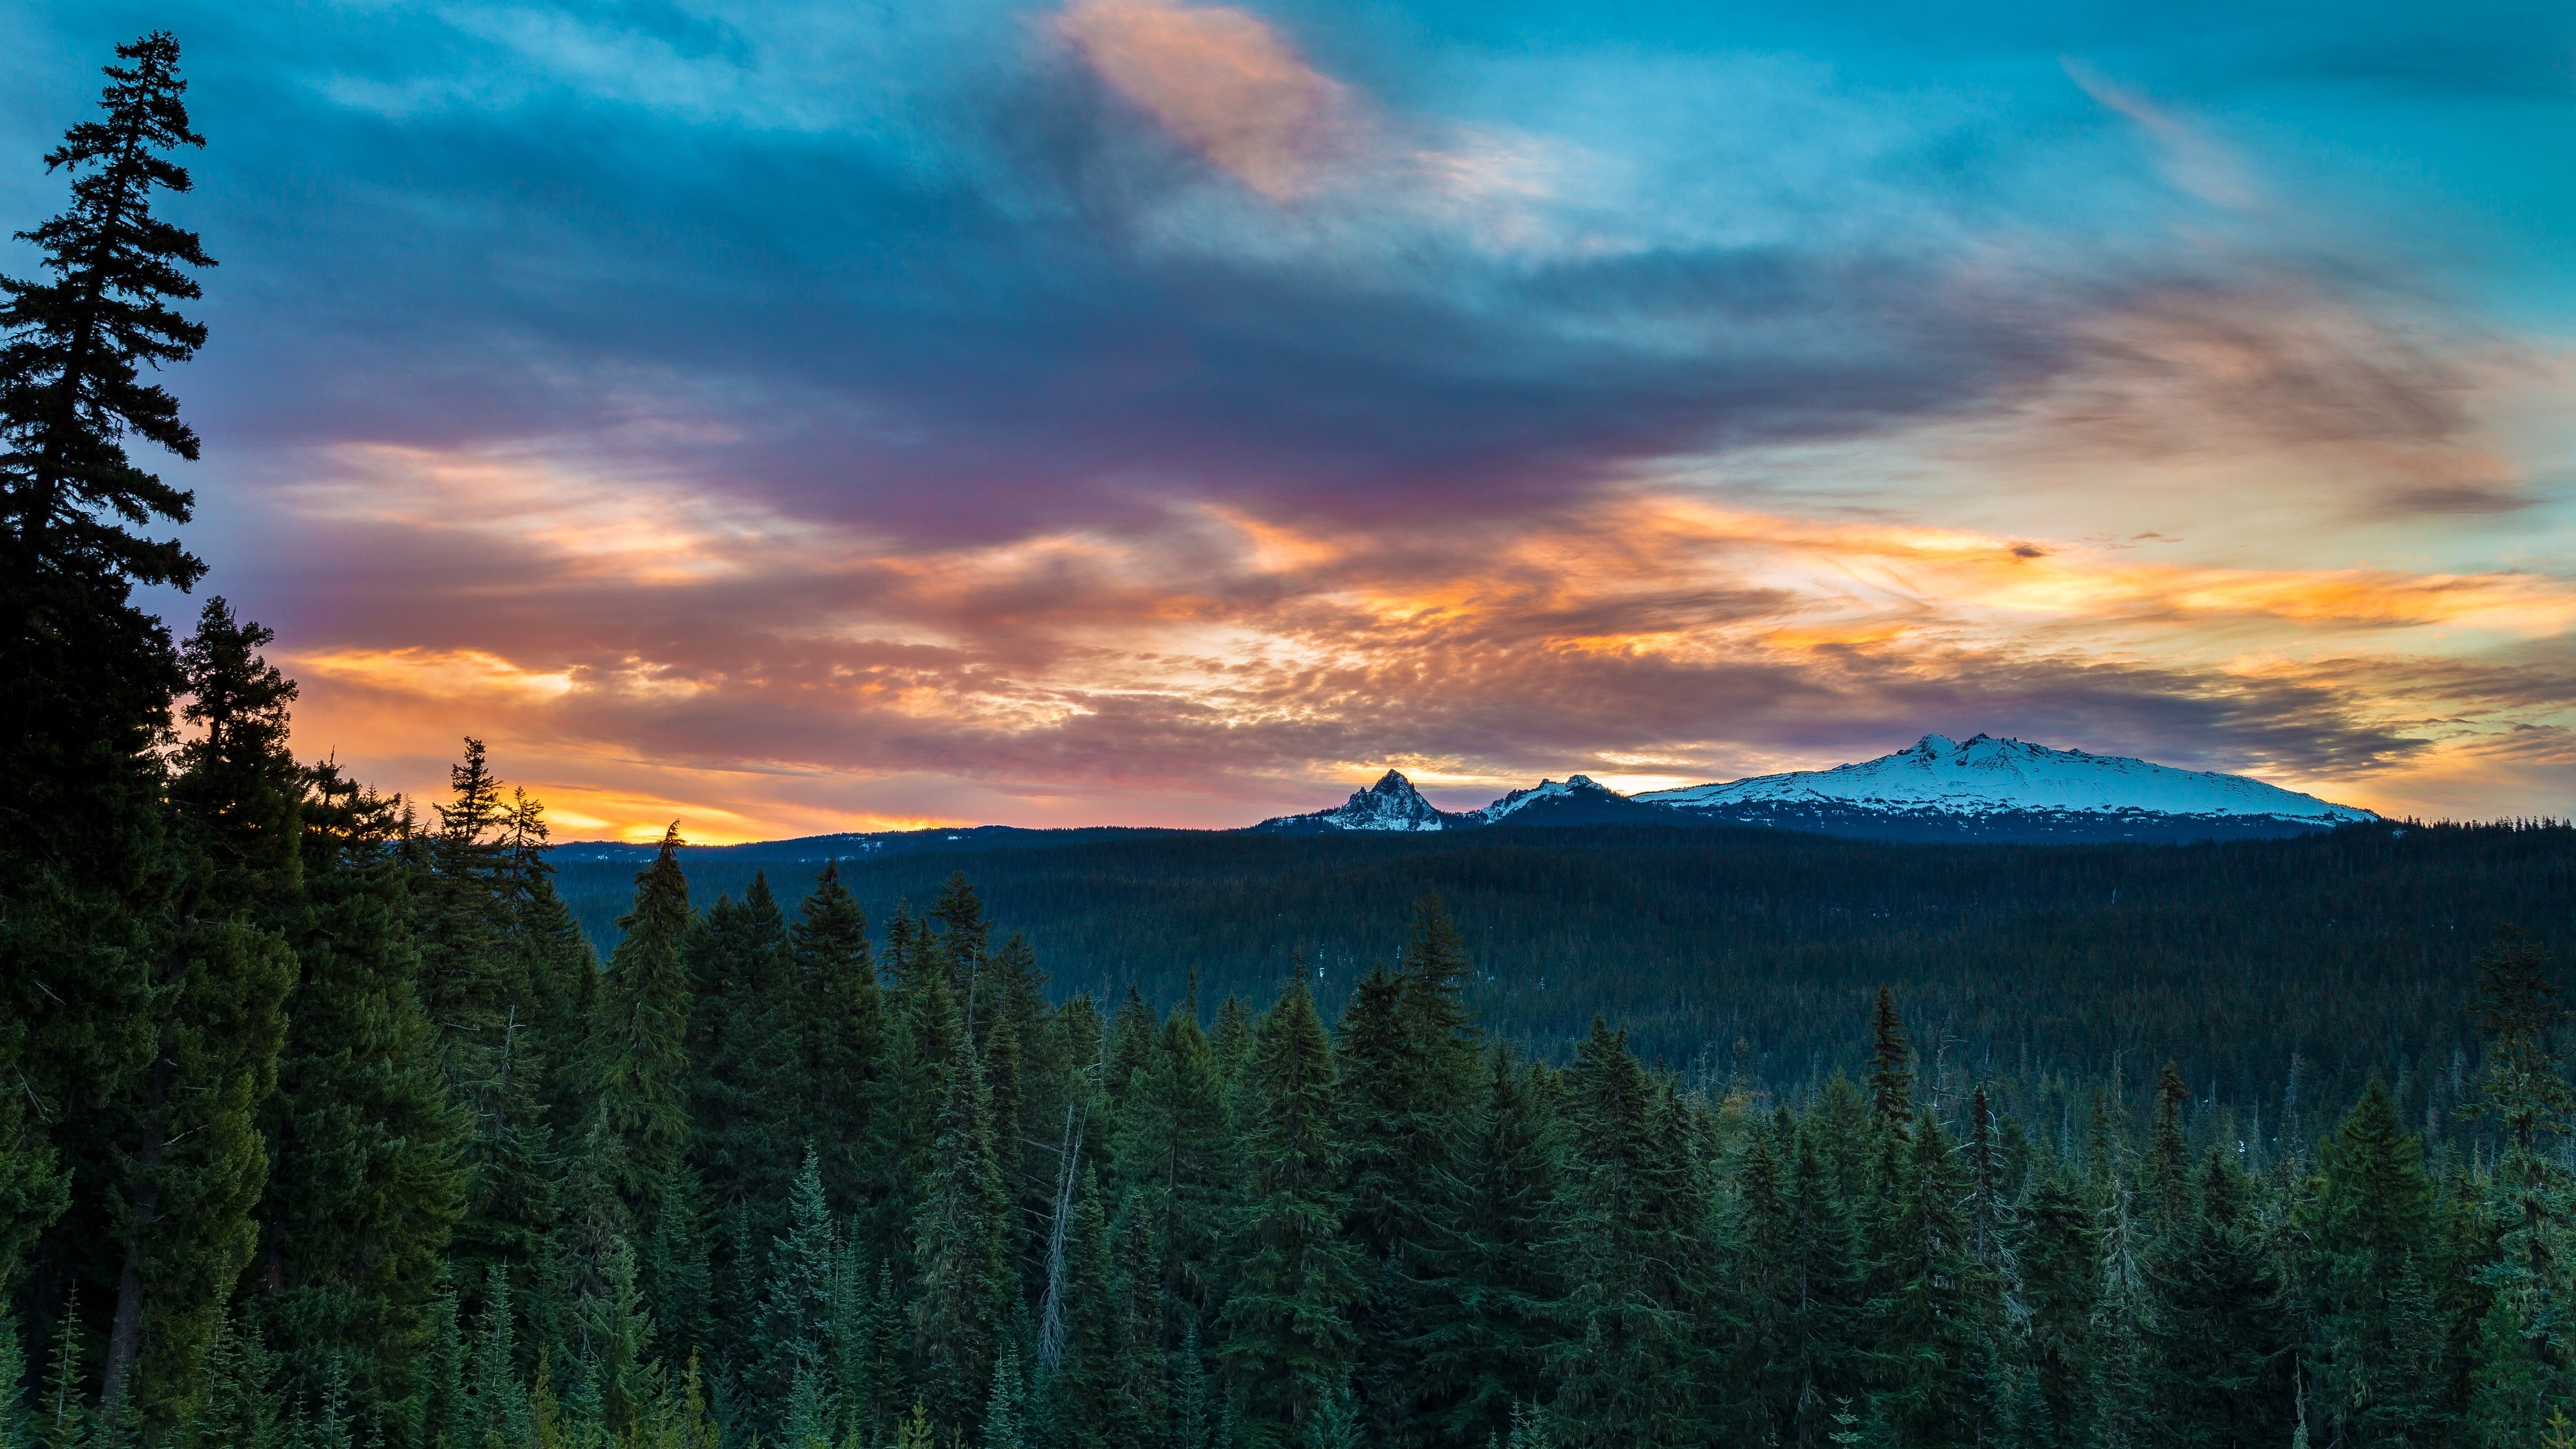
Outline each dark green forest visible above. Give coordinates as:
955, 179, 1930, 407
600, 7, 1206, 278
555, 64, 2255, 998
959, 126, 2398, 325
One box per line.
13, 31, 2576, 1449
552, 820, 2575, 1135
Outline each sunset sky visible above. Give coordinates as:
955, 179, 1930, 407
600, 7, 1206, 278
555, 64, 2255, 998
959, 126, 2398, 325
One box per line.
7, 1, 2574, 841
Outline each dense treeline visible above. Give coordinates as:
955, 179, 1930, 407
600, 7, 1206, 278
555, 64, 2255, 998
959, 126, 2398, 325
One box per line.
14, 32, 2576, 1449
556, 821, 2576, 1132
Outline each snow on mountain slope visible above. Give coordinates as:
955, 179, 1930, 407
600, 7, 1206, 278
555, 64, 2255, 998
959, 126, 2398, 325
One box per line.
1476, 776, 1602, 822
1250, 770, 1465, 833
1637, 734, 2375, 824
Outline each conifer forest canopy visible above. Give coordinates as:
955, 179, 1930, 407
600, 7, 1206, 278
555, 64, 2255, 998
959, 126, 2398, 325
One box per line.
9, 28, 2576, 1449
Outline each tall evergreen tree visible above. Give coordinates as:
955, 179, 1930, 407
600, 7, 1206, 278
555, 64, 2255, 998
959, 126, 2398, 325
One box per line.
2305, 1081, 2451, 1446
2013, 1156, 2098, 1449
790, 863, 888, 1220
0, 26, 211, 870
96, 599, 302, 1425
1866, 990, 1913, 1126
1551, 1019, 1707, 1449
913, 1034, 1011, 1434
253, 757, 467, 1441
1418, 1048, 1562, 1446
2143, 1153, 2296, 1448
594, 826, 696, 1218
1218, 978, 1360, 1443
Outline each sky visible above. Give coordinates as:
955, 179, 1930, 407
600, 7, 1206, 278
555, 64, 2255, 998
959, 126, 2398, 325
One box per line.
5, 1, 2574, 841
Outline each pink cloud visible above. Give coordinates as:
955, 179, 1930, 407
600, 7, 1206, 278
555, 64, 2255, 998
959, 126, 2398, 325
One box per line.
1057, 0, 1355, 199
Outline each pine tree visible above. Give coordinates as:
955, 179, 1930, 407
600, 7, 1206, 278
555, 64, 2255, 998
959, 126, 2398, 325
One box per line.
1120, 1007, 1234, 1339
2466, 932, 2575, 1394
425, 744, 560, 1312
36, 1302, 87, 1449
462, 1267, 533, 1449
1872, 1110, 1983, 1449
0, 1305, 28, 1449
790, 863, 888, 1219
2143, 1152, 2295, 1448
186, 1309, 281, 1449
2013, 1156, 2098, 1449
2141, 1065, 2193, 1237
97, 607, 301, 1424
913, 1034, 1010, 1434
2305, 1080, 2451, 1446
2088, 1188, 2151, 1449
254, 759, 467, 1437
595, 826, 695, 1217
982, 1346, 1025, 1449
0, 27, 213, 875
1865, 990, 1912, 1126
1417, 1048, 1562, 1446
1551, 1019, 1707, 1449
1046, 1168, 1121, 1449
1335, 900, 1481, 1447
753, 1151, 840, 1438
1218, 979, 1360, 1442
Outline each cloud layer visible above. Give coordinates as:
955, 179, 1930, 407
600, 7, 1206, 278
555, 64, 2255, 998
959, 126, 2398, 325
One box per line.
6, 0, 2570, 837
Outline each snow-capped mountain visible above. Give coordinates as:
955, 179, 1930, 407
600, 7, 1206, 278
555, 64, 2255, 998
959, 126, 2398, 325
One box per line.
1250, 770, 1472, 833
1244, 736, 2375, 844
1471, 775, 1664, 827
1636, 734, 2375, 841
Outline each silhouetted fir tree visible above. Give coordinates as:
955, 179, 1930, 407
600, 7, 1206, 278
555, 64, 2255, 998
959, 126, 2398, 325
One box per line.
686, 877, 795, 1378
2144, 1153, 2296, 1449
594, 825, 695, 1219
253, 756, 466, 1439
1418, 1048, 1561, 1446
984, 932, 1065, 1299
1334, 942, 1469, 1444
914, 1033, 1011, 1435
1735, 1115, 1800, 1444
499, 815, 595, 1146
0, 30, 210, 939
1216, 978, 1358, 1443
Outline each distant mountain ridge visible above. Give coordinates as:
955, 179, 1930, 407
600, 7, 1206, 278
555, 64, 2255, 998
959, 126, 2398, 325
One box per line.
560, 734, 2377, 857
1245, 734, 2374, 843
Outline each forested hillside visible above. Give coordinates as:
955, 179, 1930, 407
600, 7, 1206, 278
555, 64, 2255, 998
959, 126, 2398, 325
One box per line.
13, 30, 2576, 1449
557, 821, 2575, 1135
